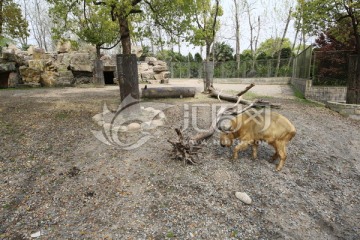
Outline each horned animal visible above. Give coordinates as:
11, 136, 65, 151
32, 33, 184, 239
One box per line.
219, 109, 296, 171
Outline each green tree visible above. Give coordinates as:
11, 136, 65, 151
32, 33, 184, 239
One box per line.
295, 0, 359, 54
257, 38, 292, 59
47, 0, 119, 59
0, 0, 29, 48
294, 0, 360, 103
211, 41, 234, 62
194, 52, 203, 62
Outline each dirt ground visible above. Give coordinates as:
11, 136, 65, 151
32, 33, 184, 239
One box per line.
0, 83, 359, 239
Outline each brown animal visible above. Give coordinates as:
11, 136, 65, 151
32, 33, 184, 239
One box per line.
219, 109, 296, 171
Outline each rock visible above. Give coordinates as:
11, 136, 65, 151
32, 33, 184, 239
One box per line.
92, 113, 103, 123
28, 60, 45, 71
40, 71, 58, 87
151, 119, 164, 127
131, 45, 143, 58
0, 62, 16, 72
145, 57, 157, 65
235, 192, 252, 205
127, 122, 141, 131
141, 71, 155, 81
68, 53, 94, 72
154, 60, 167, 66
119, 126, 128, 132
153, 65, 168, 73
56, 40, 72, 53
30, 231, 41, 238
103, 123, 111, 132
19, 66, 41, 83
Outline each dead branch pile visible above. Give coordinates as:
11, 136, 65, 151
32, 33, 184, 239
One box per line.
167, 128, 202, 164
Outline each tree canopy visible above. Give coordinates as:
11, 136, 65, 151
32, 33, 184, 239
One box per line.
295, 0, 360, 53
0, 0, 29, 48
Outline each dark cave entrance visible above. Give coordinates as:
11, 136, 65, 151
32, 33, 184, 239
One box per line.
104, 71, 115, 85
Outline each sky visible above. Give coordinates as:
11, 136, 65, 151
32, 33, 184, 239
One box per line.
180, 0, 305, 57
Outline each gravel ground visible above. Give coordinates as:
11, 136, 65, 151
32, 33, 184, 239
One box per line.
1, 85, 359, 239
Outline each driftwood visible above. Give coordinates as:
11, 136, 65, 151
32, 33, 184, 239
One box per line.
167, 128, 202, 164
141, 87, 196, 98
209, 85, 281, 109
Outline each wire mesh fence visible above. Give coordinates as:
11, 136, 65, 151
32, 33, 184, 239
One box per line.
292, 46, 355, 86
168, 58, 293, 79
292, 46, 313, 79
312, 50, 355, 86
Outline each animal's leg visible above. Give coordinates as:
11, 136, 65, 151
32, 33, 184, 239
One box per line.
269, 142, 278, 163
233, 140, 253, 160
275, 142, 287, 171
252, 142, 258, 160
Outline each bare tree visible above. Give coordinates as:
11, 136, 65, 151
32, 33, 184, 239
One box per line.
244, 0, 261, 72
274, 7, 292, 77
233, 0, 242, 71
24, 0, 54, 51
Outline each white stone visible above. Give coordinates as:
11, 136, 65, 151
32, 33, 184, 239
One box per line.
92, 113, 103, 123
235, 192, 252, 205
119, 126, 128, 132
151, 119, 164, 127
144, 107, 155, 112
103, 123, 111, 131
31, 231, 41, 238
127, 122, 141, 131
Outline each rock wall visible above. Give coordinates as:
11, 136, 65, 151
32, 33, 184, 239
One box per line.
0, 44, 170, 88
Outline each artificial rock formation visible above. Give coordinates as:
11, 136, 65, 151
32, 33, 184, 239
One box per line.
0, 44, 170, 88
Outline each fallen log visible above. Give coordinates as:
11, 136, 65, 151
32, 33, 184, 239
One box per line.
209, 86, 281, 109
141, 86, 196, 98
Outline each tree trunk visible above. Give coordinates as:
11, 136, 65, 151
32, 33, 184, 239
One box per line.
93, 59, 105, 86
93, 45, 104, 86
0, 0, 3, 37
275, 8, 292, 77
141, 87, 196, 98
203, 42, 213, 93
346, 55, 360, 104
118, 14, 139, 105
119, 15, 131, 54
233, 0, 241, 73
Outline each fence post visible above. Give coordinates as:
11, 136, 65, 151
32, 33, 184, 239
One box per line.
347, 55, 360, 104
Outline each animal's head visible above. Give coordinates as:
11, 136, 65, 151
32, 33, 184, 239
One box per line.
218, 117, 238, 147
220, 132, 234, 147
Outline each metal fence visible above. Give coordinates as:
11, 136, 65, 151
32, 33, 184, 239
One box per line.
168, 58, 293, 79
292, 46, 313, 79
312, 50, 355, 86
292, 46, 355, 86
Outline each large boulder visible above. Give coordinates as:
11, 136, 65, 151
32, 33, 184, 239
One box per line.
19, 66, 41, 86
138, 57, 169, 83
56, 40, 72, 53
68, 52, 94, 72
40, 71, 58, 87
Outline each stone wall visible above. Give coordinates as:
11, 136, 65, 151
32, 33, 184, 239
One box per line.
291, 78, 347, 103
326, 101, 360, 120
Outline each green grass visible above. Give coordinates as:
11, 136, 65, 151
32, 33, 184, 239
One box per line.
166, 231, 176, 238
291, 85, 324, 107
55, 111, 70, 120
